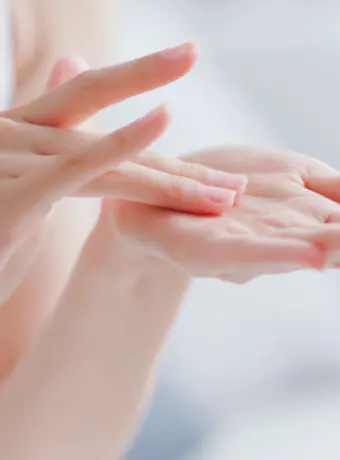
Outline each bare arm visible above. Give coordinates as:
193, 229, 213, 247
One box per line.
0, 0, 116, 377
0, 210, 189, 460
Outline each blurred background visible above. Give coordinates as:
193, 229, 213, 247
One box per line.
105, 1, 340, 459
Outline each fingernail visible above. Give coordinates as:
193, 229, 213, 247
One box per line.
210, 171, 248, 199
160, 43, 193, 60
204, 187, 236, 208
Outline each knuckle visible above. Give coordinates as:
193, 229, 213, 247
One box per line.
192, 163, 212, 183
179, 160, 211, 184
169, 177, 193, 203
178, 162, 194, 178
171, 162, 185, 177
58, 153, 85, 176
175, 160, 197, 177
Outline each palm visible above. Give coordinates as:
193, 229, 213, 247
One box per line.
113, 146, 340, 283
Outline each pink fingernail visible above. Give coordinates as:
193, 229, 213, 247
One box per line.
161, 43, 193, 60
205, 188, 236, 208
211, 172, 248, 201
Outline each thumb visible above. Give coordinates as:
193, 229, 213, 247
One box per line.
45, 56, 89, 92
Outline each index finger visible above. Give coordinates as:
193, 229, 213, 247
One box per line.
8, 43, 197, 128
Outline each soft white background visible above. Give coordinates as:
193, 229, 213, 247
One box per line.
108, 1, 340, 459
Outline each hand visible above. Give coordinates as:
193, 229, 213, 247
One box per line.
0, 46, 246, 301
107, 145, 340, 283
5, 44, 245, 214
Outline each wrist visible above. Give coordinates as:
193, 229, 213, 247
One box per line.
87, 203, 190, 287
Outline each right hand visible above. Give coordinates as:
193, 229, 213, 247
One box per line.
107, 145, 340, 284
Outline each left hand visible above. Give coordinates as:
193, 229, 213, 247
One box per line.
107, 145, 340, 284
5, 48, 246, 215
0, 48, 246, 303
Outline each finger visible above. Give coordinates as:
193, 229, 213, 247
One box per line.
286, 190, 340, 224
325, 212, 340, 223
182, 145, 340, 181
274, 224, 340, 269
182, 145, 301, 175
8, 42, 197, 128
206, 235, 325, 272
306, 175, 340, 204
77, 162, 236, 214
1, 119, 247, 201
134, 153, 248, 201
45, 56, 89, 92
27, 131, 247, 203
0, 117, 93, 155
0, 129, 238, 214
275, 225, 340, 252
0, 153, 43, 178
8, 106, 169, 218
301, 154, 340, 202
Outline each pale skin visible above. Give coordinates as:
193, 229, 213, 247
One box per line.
0, 41, 245, 376
2, 1, 340, 459
0, 47, 246, 300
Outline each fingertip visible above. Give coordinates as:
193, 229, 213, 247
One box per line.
160, 42, 197, 60
182, 41, 199, 68
167, 184, 237, 216
138, 104, 170, 134
201, 188, 237, 215
159, 41, 198, 75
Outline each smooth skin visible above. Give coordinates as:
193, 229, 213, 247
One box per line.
0, 45, 245, 300
0, 44, 245, 376
114, 146, 340, 283
2, 1, 340, 459
2, 58, 340, 460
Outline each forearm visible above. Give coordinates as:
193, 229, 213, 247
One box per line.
1, 0, 117, 377
0, 218, 189, 460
